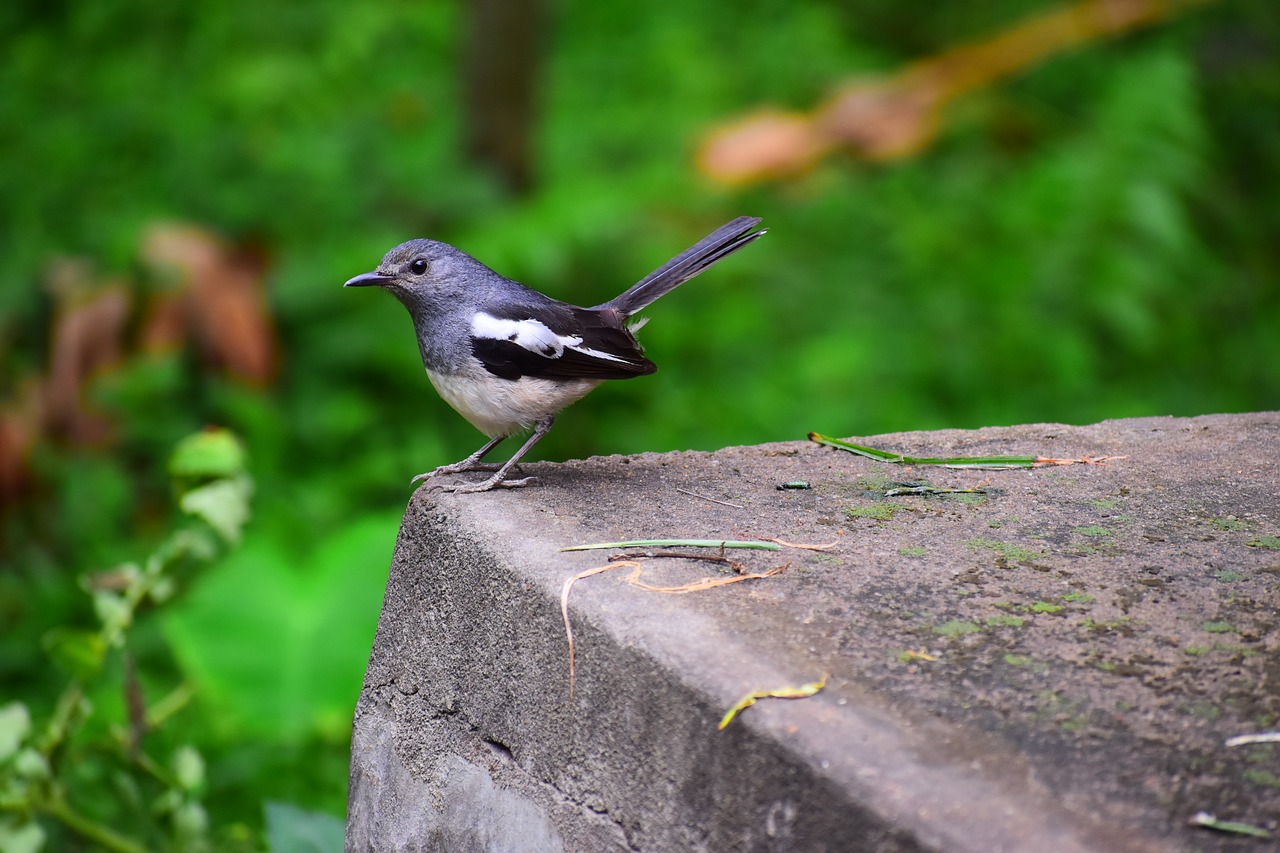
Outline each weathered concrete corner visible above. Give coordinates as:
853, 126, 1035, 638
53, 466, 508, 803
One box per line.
347, 412, 1280, 852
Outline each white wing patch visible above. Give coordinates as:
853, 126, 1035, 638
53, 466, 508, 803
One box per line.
471, 311, 629, 363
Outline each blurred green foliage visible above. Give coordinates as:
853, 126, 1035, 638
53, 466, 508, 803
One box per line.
2, 0, 1278, 847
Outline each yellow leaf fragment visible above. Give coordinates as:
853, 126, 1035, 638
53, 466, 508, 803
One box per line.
719, 673, 829, 730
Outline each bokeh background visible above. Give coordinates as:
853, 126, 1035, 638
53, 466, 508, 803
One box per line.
3, 0, 1277, 848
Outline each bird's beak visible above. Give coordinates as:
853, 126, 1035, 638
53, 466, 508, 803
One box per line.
344, 271, 393, 288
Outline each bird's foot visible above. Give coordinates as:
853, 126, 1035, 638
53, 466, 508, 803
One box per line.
411, 461, 502, 485
439, 474, 537, 494
411, 462, 533, 493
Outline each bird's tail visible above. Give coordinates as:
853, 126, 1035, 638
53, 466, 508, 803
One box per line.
593, 216, 766, 317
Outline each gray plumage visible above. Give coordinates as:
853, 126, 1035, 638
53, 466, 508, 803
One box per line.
345, 216, 765, 492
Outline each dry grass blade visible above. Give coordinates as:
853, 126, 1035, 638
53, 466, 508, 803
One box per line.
561, 561, 639, 699
608, 551, 746, 572
1031, 455, 1127, 467
762, 537, 840, 551
562, 539, 781, 552
561, 559, 791, 697
623, 563, 788, 594
1224, 732, 1280, 747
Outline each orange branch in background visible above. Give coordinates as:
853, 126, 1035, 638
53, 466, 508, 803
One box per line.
697, 0, 1214, 184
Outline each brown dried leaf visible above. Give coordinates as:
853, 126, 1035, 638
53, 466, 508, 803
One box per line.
142, 223, 278, 385
0, 378, 43, 504
42, 259, 131, 445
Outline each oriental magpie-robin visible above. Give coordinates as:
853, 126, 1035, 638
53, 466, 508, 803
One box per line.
344, 216, 765, 492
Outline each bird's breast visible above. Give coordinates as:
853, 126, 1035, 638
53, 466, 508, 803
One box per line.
426, 368, 602, 438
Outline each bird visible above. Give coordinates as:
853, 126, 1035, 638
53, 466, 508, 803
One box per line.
344, 216, 766, 493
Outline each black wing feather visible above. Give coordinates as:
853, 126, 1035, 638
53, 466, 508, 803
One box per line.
470, 303, 656, 381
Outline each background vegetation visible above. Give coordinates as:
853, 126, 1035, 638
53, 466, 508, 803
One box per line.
2, 0, 1277, 848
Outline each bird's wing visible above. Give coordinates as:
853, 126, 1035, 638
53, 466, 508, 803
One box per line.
468, 304, 656, 381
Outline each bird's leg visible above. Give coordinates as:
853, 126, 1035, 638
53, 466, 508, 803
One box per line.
441, 417, 555, 493
411, 435, 506, 485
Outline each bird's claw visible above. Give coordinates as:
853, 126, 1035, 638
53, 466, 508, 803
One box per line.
440, 475, 537, 494
411, 462, 503, 485
411, 464, 534, 493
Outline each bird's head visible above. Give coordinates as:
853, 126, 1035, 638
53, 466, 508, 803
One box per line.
344, 239, 491, 313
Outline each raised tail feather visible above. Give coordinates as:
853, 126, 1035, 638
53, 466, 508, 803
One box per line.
593, 216, 765, 317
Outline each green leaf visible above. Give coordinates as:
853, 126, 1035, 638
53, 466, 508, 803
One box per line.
13, 748, 50, 780
173, 801, 209, 846
92, 589, 132, 638
42, 628, 107, 680
265, 801, 345, 853
179, 477, 253, 545
162, 512, 398, 740
168, 428, 247, 479
1191, 811, 1272, 839
0, 818, 46, 853
0, 702, 31, 761
172, 745, 206, 791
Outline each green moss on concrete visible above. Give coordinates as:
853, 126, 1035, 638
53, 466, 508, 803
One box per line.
966, 538, 1044, 563
845, 502, 908, 521
1186, 702, 1221, 721
933, 619, 982, 637
855, 472, 897, 491
1243, 769, 1280, 789
1078, 616, 1133, 634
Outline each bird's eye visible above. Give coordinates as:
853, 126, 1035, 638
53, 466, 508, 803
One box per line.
410, 258, 428, 275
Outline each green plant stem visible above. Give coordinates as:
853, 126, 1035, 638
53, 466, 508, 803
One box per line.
147, 681, 196, 728
104, 725, 182, 790
809, 432, 1041, 467
41, 795, 150, 853
38, 682, 85, 754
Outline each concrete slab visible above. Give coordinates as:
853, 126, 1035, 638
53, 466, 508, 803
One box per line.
347, 412, 1280, 852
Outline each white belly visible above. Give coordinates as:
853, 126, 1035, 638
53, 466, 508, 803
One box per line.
427, 369, 602, 438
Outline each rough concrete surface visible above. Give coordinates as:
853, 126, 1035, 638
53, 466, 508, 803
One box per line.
347, 412, 1280, 852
